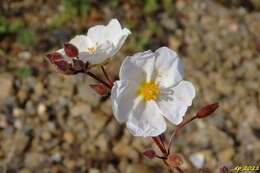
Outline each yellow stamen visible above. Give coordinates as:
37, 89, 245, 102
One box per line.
87, 47, 97, 54
138, 81, 160, 101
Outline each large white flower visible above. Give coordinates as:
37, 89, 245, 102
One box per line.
111, 47, 196, 137
60, 18, 131, 64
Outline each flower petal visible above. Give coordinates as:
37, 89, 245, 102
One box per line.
105, 19, 131, 49
111, 80, 139, 123
79, 41, 114, 64
87, 25, 106, 44
69, 35, 92, 52
157, 81, 196, 125
126, 100, 166, 137
155, 47, 184, 88
120, 50, 156, 82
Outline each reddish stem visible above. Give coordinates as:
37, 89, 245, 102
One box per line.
101, 66, 112, 84
86, 71, 112, 89
152, 137, 167, 156
168, 116, 197, 154
159, 134, 167, 154
176, 166, 185, 173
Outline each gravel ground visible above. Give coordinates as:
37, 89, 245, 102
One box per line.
0, 0, 260, 172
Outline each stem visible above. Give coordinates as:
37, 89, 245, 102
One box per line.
86, 71, 112, 89
101, 66, 111, 84
152, 137, 167, 155
176, 166, 184, 173
159, 134, 167, 154
168, 116, 197, 154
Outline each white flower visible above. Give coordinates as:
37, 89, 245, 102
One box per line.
111, 47, 196, 137
59, 18, 131, 64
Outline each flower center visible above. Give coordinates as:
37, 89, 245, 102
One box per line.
138, 81, 160, 101
87, 47, 97, 54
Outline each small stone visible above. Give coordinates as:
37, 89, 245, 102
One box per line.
13, 108, 24, 117
63, 132, 75, 144
71, 102, 91, 117
37, 103, 47, 115
89, 168, 100, 173
41, 131, 52, 141
0, 74, 13, 103
15, 132, 30, 154
20, 168, 32, 173
18, 51, 31, 60
14, 119, 23, 129
169, 36, 181, 50
0, 116, 8, 128
189, 152, 205, 169
218, 148, 235, 163
51, 152, 62, 162
113, 142, 138, 160
126, 164, 152, 173
25, 152, 48, 169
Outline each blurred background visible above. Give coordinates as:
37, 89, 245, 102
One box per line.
0, 0, 260, 172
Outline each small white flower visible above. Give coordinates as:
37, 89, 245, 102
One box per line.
111, 47, 196, 137
60, 18, 131, 64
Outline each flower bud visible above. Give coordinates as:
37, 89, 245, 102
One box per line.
64, 43, 78, 58
166, 154, 183, 168
143, 149, 156, 159
55, 60, 70, 72
196, 103, 219, 118
90, 83, 106, 95
46, 52, 63, 64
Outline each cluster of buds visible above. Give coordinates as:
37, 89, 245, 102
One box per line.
46, 43, 86, 75
47, 43, 112, 95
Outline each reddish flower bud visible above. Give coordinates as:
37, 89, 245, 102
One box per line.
143, 149, 156, 159
46, 52, 63, 64
64, 43, 78, 58
196, 103, 219, 118
166, 154, 183, 168
46, 52, 75, 75
90, 83, 106, 95
55, 60, 70, 72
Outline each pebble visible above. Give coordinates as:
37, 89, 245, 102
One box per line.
63, 132, 75, 144
189, 152, 205, 169
0, 74, 13, 103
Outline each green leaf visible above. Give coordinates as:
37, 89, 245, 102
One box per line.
16, 67, 32, 78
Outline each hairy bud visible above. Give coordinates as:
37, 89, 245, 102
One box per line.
64, 43, 78, 58
46, 52, 63, 64
46, 52, 74, 74
166, 154, 183, 168
143, 149, 156, 159
90, 83, 106, 95
196, 103, 219, 118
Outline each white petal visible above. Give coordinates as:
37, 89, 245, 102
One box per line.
79, 41, 114, 64
157, 81, 196, 125
69, 35, 92, 52
155, 47, 184, 88
111, 80, 139, 123
126, 100, 166, 137
87, 25, 106, 44
109, 28, 131, 57
120, 50, 156, 82
119, 56, 146, 83
103, 19, 130, 56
